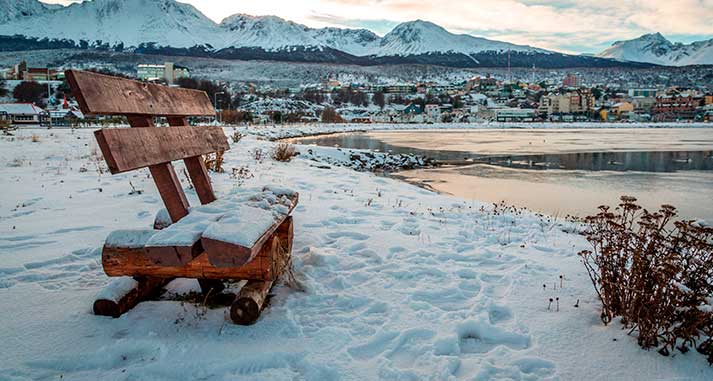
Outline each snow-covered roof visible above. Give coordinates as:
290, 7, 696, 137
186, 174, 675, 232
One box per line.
49, 109, 84, 119
0, 103, 46, 115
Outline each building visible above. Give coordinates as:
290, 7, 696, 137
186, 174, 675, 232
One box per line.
652, 95, 703, 121
610, 102, 634, 116
321, 78, 341, 90
5, 61, 63, 81
495, 108, 537, 122
539, 90, 594, 117
631, 96, 656, 114
705, 94, 713, 105
137, 62, 189, 84
562, 74, 579, 88
48, 109, 85, 126
403, 103, 422, 115
0, 103, 48, 125
425, 104, 441, 122
628, 89, 659, 98
478, 77, 498, 93
383, 84, 415, 94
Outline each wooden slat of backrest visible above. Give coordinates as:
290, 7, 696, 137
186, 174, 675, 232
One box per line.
94, 125, 229, 174
127, 116, 190, 223
66, 70, 215, 117
167, 117, 217, 205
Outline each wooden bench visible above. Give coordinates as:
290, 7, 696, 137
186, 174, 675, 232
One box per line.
66, 70, 298, 325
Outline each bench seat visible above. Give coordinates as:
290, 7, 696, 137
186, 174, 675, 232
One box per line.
102, 186, 298, 279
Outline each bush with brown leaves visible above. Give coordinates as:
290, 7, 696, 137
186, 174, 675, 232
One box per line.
204, 151, 225, 173
579, 196, 713, 364
272, 143, 298, 162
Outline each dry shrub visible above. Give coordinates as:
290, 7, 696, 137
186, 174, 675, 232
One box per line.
204, 151, 225, 173
320, 107, 345, 123
230, 166, 253, 186
579, 196, 713, 363
31, 134, 41, 143
272, 143, 298, 162
231, 130, 244, 144
0, 120, 11, 135
252, 148, 265, 163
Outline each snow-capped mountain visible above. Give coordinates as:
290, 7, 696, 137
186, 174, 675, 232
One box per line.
0, 0, 544, 56
309, 27, 380, 57
597, 33, 713, 66
219, 14, 315, 51
0, 0, 222, 48
373, 20, 544, 56
0, 0, 57, 23
0, 0, 652, 68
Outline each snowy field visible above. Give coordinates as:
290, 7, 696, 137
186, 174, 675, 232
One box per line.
1, 127, 712, 380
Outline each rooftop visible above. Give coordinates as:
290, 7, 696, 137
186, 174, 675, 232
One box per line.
0, 103, 46, 115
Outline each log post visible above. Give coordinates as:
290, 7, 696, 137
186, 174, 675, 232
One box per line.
230, 238, 278, 325
230, 279, 274, 325
93, 276, 168, 318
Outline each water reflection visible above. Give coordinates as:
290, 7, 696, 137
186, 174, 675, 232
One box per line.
292, 130, 713, 173
291, 128, 713, 220
482, 151, 713, 172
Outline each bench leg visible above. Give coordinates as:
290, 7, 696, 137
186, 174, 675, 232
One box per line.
93, 276, 169, 318
230, 279, 274, 325
229, 218, 295, 325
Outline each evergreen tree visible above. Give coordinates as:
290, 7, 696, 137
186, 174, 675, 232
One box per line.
372, 91, 385, 109
13, 81, 47, 106
0, 78, 7, 98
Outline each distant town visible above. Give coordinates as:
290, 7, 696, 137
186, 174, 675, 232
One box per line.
1, 60, 712, 128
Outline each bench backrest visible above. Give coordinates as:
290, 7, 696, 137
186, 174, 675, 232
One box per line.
66, 70, 230, 223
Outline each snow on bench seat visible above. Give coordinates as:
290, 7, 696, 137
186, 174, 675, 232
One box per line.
144, 210, 224, 265
200, 186, 298, 267
102, 186, 298, 269
105, 229, 157, 249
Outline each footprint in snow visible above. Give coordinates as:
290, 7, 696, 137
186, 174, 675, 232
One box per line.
0, 247, 103, 290
326, 231, 370, 241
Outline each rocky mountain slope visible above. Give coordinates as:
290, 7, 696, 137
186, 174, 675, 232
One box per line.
597, 33, 713, 66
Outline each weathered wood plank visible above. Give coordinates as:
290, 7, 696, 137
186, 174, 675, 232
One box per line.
148, 164, 190, 222
103, 238, 277, 281
66, 69, 215, 116
167, 117, 218, 205
144, 243, 202, 266
120, 115, 191, 223
202, 194, 298, 268
93, 125, 229, 174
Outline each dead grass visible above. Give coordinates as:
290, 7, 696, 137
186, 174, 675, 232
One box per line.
579, 196, 713, 364
205, 151, 225, 173
231, 130, 244, 144
272, 143, 298, 162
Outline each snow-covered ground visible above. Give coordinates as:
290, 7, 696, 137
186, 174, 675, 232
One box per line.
1, 127, 712, 380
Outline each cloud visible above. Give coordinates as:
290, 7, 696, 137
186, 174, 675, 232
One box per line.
40, 0, 713, 53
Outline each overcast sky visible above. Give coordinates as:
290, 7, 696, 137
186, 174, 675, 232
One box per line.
42, 0, 713, 54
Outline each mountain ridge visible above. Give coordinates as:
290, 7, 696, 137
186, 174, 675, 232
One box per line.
0, 0, 665, 68
597, 33, 713, 66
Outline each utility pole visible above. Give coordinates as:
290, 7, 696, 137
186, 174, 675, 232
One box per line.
214, 91, 225, 125
507, 49, 512, 84
47, 67, 52, 129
